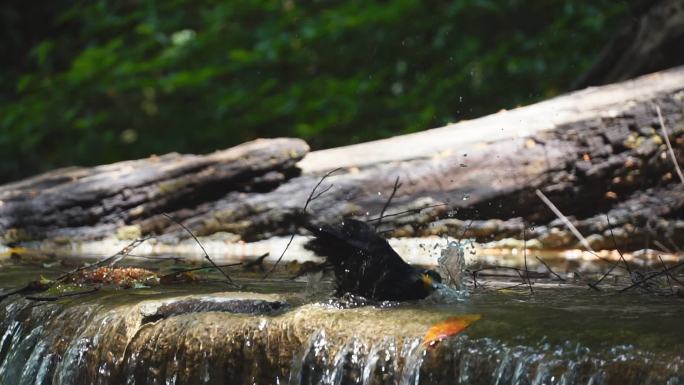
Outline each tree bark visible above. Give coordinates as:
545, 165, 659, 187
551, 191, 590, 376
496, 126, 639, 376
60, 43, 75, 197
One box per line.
2, 67, 684, 251
0, 138, 308, 242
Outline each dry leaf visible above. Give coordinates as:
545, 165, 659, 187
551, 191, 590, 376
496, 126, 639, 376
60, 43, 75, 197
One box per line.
423, 314, 481, 346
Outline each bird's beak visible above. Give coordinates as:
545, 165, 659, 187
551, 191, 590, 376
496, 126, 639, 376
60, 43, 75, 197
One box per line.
421, 273, 435, 290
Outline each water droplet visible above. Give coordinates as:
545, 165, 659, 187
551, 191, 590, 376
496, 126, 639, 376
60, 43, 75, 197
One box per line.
462, 194, 470, 201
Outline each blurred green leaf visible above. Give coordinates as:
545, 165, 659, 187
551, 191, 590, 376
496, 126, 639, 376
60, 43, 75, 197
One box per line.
0, 0, 628, 183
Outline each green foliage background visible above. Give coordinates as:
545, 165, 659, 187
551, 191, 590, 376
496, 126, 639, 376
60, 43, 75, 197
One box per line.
1, 0, 627, 183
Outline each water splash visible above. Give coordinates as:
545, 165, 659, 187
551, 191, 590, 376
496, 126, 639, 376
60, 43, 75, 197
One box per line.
438, 241, 466, 290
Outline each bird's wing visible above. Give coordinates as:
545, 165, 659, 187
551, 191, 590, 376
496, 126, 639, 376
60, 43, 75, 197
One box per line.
303, 218, 414, 271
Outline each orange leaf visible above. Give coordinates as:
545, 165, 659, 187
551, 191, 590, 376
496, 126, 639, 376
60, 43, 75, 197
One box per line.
423, 314, 481, 347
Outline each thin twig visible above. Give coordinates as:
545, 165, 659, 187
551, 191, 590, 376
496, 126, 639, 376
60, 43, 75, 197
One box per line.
535, 256, 566, 282
606, 215, 632, 275
458, 219, 474, 242
375, 176, 402, 231
160, 262, 243, 279
587, 282, 602, 292
242, 252, 270, 271
0, 287, 27, 301
536, 190, 627, 273
470, 265, 540, 276
55, 237, 151, 282
162, 213, 238, 287
496, 282, 527, 291
653, 240, 672, 254
535, 189, 594, 253
514, 269, 533, 293
658, 256, 675, 295
26, 287, 99, 302
304, 168, 343, 211
619, 261, 684, 293
588, 215, 637, 290
522, 224, 534, 294
590, 263, 619, 290
310, 184, 334, 202
366, 203, 449, 223
665, 236, 682, 252
263, 168, 341, 278
657, 104, 684, 184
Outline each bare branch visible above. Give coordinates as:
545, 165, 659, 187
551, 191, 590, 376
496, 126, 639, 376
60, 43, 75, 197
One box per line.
303, 168, 343, 211
264, 168, 341, 279
375, 176, 402, 231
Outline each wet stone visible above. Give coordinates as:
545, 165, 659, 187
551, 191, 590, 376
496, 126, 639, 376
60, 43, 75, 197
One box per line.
140, 297, 290, 323
142, 298, 290, 323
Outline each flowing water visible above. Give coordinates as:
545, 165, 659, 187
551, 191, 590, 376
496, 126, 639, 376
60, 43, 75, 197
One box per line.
0, 256, 682, 385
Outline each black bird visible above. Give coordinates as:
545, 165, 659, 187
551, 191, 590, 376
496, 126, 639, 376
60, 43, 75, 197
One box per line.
301, 217, 442, 301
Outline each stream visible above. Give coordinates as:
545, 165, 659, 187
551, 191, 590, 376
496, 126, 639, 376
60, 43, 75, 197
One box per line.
0, 254, 682, 385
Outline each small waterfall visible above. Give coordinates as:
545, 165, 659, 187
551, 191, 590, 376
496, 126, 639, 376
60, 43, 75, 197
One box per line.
0, 295, 682, 385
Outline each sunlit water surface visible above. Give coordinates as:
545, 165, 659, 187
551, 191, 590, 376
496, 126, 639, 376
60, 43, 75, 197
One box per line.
0, 256, 682, 385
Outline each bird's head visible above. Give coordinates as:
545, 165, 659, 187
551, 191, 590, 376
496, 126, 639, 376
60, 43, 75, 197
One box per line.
418, 269, 443, 294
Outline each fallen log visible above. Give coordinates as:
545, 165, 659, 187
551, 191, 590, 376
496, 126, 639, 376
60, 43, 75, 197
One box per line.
0, 138, 308, 242
181, 67, 684, 250
2, 67, 684, 251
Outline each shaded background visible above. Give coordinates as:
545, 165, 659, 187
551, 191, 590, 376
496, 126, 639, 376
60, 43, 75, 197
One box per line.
2, 0, 677, 184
